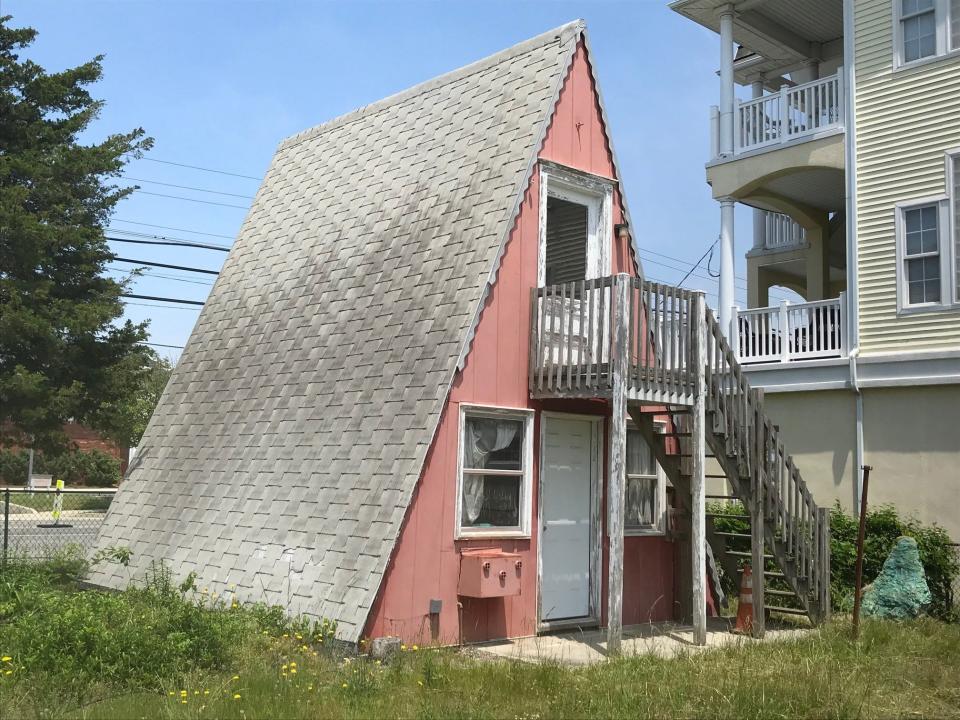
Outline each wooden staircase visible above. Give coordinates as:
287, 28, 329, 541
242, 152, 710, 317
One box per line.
628, 300, 831, 630
531, 274, 831, 637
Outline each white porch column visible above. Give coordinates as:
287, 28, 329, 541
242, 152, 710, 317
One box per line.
719, 198, 736, 336
718, 5, 736, 156
750, 81, 766, 253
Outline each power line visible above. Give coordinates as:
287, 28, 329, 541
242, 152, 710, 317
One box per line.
140, 341, 185, 350
112, 219, 236, 240
131, 189, 249, 210
124, 301, 202, 311
124, 176, 255, 200
111, 257, 220, 275
140, 157, 261, 181
107, 267, 214, 287
122, 293, 205, 306
106, 235, 231, 252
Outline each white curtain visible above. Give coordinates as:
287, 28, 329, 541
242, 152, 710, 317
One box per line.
463, 418, 519, 523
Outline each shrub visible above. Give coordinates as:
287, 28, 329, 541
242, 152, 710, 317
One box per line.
706, 501, 958, 621
0, 447, 121, 487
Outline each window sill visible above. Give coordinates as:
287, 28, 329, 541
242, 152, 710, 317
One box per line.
897, 303, 960, 317
893, 48, 960, 75
455, 530, 531, 541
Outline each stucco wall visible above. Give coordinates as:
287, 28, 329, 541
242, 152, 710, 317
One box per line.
764, 386, 960, 540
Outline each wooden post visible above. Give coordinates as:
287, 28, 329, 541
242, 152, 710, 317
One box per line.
691, 293, 708, 646
852, 465, 871, 640
607, 274, 630, 655
750, 392, 766, 639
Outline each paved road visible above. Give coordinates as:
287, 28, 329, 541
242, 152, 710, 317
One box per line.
4, 510, 108, 559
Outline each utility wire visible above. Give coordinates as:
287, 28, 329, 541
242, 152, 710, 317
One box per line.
124, 176, 255, 200
140, 157, 261, 181
124, 301, 202, 311
107, 267, 214, 287
107, 235, 231, 252
130, 189, 249, 210
112, 219, 235, 239
111, 257, 220, 275
139, 341, 185, 350
122, 293, 205, 306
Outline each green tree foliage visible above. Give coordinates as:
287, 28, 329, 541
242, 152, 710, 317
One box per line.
0, 16, 154, 453
90, 351, 173, 448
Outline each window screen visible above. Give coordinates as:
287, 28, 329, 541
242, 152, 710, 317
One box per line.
903, 204, 941, 305
545, 197, 588, 285
901, 0, 937, 62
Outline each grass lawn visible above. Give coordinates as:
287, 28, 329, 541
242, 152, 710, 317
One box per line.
1, 559, 959, 719
4, 490, 113, 513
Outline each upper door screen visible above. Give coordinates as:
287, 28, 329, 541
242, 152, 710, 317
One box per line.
545, 197, 588, 285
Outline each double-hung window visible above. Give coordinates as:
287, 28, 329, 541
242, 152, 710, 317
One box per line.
456, 405, 533, 538
624, 427, 666, 535
897, 152, 960, 311
902, 203, 942, 305
896, 0, 960, 66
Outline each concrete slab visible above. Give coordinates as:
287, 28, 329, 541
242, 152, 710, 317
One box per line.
474, 617, 810, 665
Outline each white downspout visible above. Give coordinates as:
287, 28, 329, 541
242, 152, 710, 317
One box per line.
843, 0, 863, 512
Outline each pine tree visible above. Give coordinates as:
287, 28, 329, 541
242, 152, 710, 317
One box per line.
0, 16, 155, 452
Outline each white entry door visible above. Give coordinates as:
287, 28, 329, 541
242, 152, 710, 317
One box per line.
540, 415, 597, 622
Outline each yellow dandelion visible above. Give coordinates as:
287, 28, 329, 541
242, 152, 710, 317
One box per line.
0, 657, 10, 663
233, 693, 241, 700
168, 691, 175, 696
375, 660, 381, 666
290, 661, 297, 667
412, 645, 419, 651
295, 633, 302, 640
180, 690, 187, 697
307, 685, 314, 691
290, 668, 298, 675
231, 675, 240, 681
181, 700, 188, 705
341, 683, 348, 688
400, 644, 407, 651
194, 690, 200, 695
3, 670, 11, 676
203, 690, 210, 695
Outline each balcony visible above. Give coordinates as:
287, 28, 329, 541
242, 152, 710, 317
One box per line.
758, 210, 806, 251
721, 73, 844, 157
733, 295, 848, 365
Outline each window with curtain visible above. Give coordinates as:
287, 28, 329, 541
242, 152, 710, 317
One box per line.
625, 428, 663, 534
901, 203, 942, 305
459, 412, 529, 534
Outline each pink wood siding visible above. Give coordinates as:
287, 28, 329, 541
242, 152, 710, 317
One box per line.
364, 43, 673, 646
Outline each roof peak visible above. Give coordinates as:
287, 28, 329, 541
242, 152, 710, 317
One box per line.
278, 19, 585, 153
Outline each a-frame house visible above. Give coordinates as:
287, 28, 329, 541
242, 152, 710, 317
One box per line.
92, 21, 830, 651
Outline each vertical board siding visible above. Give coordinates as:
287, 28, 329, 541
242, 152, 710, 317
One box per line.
364, 43, 670, 645
855, 0, 960, 353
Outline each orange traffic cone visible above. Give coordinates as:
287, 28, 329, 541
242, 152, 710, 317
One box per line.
733, 564, 754, 634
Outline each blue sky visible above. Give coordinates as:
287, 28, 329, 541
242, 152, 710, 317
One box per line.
7, 0, 771, 361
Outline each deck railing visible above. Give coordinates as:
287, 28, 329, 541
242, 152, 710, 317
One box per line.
761, 211, 806, 250
528, 276, 696, 402
732, 72, 843, 155
734, 295, 847, 364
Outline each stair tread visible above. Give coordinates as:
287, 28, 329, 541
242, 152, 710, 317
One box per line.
714, 531, 751, 539
705, 512, 751, 519
763, 588, 798, 597
766, 606, 809, 616
727, 550, 773, 559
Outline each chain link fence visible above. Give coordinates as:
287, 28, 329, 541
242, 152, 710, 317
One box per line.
2, 488, 116, 563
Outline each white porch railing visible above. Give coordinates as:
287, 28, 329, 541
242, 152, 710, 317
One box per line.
733, 294, 847, 364
726, 72, 843, 155
761, 211, 806, 250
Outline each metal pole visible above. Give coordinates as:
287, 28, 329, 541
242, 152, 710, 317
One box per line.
851, 465, 872, 639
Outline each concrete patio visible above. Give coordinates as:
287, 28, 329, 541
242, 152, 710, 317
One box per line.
474, 617, 810, 665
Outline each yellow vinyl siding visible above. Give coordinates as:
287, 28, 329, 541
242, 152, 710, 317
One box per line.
855, 0, 960, 354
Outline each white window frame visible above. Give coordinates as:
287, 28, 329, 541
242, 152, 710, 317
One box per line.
621, 422, 668, 538
895, 196, 952, 313
538, 161, 614, 287
893, 0, 960, 69
949, 148, 960, 304
455, 403, 534, 539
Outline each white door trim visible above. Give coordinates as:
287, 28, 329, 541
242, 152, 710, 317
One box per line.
537, 411, 604, 631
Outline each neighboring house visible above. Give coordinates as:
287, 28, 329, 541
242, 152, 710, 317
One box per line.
91, 21, 830, 650
671, 0, 960, 539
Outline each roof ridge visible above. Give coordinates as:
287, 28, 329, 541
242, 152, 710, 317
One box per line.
277, 19, 585, 153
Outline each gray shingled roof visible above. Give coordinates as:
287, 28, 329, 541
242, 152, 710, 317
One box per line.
90, 21, 586, 641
